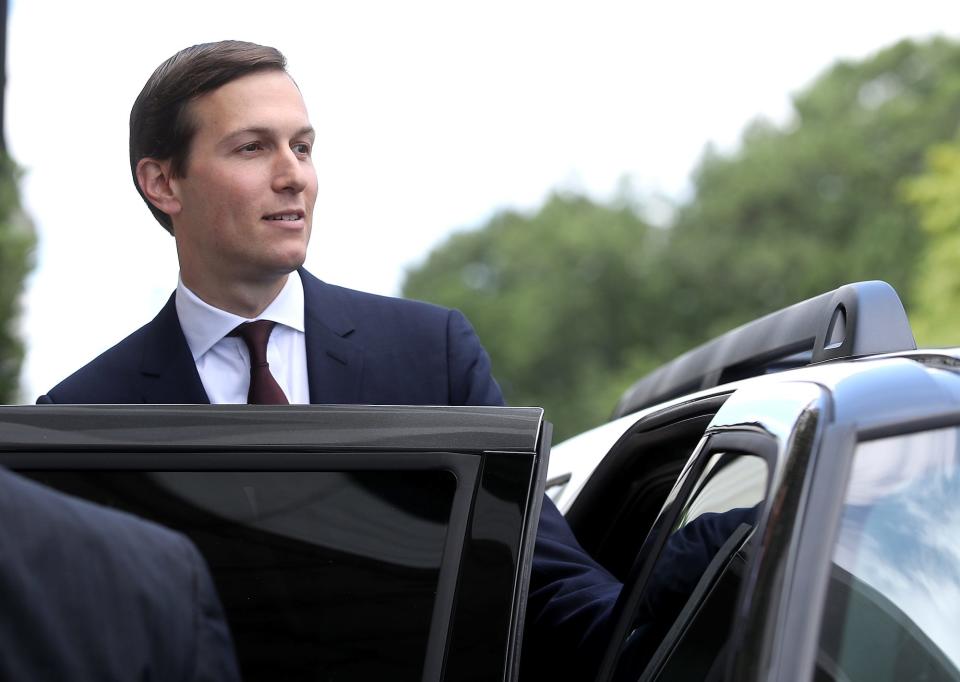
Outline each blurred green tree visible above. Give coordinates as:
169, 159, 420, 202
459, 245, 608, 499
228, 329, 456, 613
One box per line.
403, 37, 960, 439
403, 193, 669, 439
667, 37, 960, 341
902, 141, 960, 345
0, 154, 35, 402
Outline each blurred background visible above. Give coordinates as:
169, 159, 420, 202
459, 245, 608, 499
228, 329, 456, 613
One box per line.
2, 2, 960, 439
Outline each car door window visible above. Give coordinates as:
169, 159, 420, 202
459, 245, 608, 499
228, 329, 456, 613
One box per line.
816, 427, 960, 682
609, 449, 768, 682
28, 469, 457, 681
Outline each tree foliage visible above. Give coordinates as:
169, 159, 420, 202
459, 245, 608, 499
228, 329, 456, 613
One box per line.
902, 141, 960, 345
0, 154, 35, 402
666, 37, 960, 341
403, 37, 960, 439
404, 194, 667, 439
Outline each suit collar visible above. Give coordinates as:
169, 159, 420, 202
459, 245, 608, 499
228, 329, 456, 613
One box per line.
175, 272, 308, 361
138, 271, 364, 405
140, 295, 210, 404
299, 268, 364, 404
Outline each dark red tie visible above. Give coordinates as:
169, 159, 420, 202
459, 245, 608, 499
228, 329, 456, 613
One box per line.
231, 320, 289, 405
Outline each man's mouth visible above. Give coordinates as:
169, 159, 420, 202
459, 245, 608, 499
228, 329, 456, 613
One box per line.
264, 212, 303, 222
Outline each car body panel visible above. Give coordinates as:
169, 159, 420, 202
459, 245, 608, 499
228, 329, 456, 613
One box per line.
550, 345, 960, 682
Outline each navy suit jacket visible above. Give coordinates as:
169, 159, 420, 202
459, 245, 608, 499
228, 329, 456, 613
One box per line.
39, 268, 621, 680
0, 467, 240, 682
39, 269, 503, 406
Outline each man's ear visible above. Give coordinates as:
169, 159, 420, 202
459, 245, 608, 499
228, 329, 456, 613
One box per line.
136, 158, 182, 217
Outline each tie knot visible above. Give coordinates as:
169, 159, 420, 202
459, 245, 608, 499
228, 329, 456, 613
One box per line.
231, 320, 276, 366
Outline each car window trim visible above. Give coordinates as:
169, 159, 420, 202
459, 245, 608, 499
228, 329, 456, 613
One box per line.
567, 394, 730, 553
594, 428, 777, 682
638, 522, 753, 682
504, 422, 551, 682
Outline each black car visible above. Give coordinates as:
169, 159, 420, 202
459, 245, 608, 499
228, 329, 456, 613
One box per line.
547, 281, 960, 681
3, 281, 959, 681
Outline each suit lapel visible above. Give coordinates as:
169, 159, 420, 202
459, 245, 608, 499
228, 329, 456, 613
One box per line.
136, 274, 361, 405
300, 269, 364, 404
139, 295, 210, 404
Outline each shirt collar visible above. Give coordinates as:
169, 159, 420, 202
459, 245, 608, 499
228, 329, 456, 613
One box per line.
175, 271, 306, 361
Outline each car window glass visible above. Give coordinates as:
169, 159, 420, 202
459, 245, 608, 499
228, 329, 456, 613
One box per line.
816, 427, 960, 682
682, 454, 767, 524
26, 469, 457, 682
612, 451, 768, 682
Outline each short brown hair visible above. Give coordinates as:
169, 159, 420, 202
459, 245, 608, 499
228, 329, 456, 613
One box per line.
129, 41, 287, 233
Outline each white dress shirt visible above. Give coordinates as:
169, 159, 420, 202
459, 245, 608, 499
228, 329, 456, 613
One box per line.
175, 272, 310, 404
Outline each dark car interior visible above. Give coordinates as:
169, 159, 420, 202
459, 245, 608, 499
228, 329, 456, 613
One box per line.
566, 394, 730, 580
579, 436, 770, 682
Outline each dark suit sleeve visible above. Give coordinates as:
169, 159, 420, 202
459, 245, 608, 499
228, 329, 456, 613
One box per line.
178, 534, 242, 682
523, 498, 623, 681
36, 394, 53, 404
446, 309, 506, 406
632, 506, 758, 639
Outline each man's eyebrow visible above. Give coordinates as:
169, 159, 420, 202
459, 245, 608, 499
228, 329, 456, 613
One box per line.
221, 126, 316, 144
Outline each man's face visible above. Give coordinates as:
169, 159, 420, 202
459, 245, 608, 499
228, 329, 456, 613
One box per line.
169, 70, 317, 294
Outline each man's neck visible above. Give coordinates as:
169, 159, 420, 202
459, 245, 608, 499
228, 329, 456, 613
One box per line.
180, 272, 289, 318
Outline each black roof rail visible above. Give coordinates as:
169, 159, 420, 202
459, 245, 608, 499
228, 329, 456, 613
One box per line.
612, 281, 916, 419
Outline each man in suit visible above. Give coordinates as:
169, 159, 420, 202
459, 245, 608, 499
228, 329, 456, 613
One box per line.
39, 41, 621, 681
0, 466, 240, 681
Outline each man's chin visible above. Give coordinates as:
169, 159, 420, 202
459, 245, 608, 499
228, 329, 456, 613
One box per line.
286, 254, 308, 274
265, 255, 308, 280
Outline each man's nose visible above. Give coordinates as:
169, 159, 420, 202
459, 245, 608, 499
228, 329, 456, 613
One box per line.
271, 148, 309, 193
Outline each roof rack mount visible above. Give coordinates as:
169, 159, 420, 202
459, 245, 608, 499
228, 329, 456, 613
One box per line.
613, 281, 916, 418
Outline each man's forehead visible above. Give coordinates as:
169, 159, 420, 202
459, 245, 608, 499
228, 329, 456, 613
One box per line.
189, 71, 311, 135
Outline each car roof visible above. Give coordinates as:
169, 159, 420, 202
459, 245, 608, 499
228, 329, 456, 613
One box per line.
768, 349, 960, 434
629, 348, 960, 435
613, 281, 917, 418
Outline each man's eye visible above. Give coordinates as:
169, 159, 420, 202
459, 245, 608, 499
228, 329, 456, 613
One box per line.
239, 142, 263, 153
292, 143, 312, 155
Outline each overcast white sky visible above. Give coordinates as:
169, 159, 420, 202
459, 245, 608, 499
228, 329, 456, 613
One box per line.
7, 1, 960, 401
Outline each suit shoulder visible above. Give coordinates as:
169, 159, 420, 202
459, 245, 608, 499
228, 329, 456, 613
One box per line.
0, 467, 191, 568
40, 295, 184, 404
0, 469, 221, 679
40, 323, 153, 403
300, 269, 456, 326
324, 281, 452, 319
314, 281, 460, 346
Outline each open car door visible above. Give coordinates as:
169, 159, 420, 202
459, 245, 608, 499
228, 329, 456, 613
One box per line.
0, 404, 550, 682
